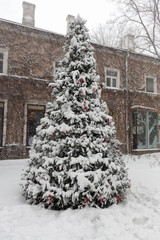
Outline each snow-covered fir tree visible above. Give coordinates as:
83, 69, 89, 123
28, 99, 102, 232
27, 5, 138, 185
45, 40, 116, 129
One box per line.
21, 15, 130, 210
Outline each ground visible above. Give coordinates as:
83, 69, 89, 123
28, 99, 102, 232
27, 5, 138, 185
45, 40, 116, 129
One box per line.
0, 153, 160, 240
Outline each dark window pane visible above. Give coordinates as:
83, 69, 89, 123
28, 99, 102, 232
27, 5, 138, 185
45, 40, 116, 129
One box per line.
0, 53, 3, 60
106, 77, 111, 86
132, 110, 147, 149
55, 62, 59, 68
107, 70, 117, 77
136, 111, 147, 149
146, 78, 154, 92
27, 107, 44, 146
0, 61, 3, 73
132, 111, 138, 149
0, 104, 4, 146
112, 78, 117, 87
148, 111, 157, 148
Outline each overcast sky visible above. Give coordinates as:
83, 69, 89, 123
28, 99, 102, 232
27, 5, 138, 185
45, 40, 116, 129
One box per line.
0, 0, 115, 35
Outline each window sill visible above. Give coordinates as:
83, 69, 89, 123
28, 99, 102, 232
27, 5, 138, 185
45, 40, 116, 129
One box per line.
0, 73, 7, 75
132, 148, 159, 152
105, 87, 120, 90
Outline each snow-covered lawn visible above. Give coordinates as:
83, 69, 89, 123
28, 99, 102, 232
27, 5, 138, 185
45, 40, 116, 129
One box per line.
0, 154, 160, 240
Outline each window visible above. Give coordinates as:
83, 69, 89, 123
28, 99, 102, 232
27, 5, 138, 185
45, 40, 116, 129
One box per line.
0, 102, 4, 146
105, 68, 119, 88
132, 110, 158, 149
0, 53, 3, 73
0, 49, 8, 74
53, 61, 59, 77
145, 76, 157, 93
27, 105, 45, 146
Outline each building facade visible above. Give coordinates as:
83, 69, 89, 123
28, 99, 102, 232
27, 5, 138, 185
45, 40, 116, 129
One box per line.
0, 2, 160, 159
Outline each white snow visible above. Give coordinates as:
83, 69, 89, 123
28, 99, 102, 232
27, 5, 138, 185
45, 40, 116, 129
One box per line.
0, 153, 160, 240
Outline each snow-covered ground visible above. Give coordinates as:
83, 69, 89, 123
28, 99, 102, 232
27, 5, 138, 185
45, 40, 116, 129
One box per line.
0, 154, 160, 240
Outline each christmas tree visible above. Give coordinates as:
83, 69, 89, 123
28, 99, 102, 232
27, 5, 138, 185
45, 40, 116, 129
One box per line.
21, 15, 130, 210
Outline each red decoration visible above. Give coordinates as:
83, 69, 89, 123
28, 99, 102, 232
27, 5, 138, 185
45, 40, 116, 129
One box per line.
109, 181, 112, 186
118, 193, 122, 198
48, 195, 53, 199
46, 112, 50, 115
104, 138, 110, 143
79, 78, 85, 83
116, 194, 122, 203
92, 88, 98, 94
116, 196, 120, 203
48, 195, 53, 206
84, 198, 88, 203
99, 198, 104, 202
83, 100, 88, 110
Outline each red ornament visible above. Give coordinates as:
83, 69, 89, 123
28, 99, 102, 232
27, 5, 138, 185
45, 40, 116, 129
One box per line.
84, 198, 88, 203
92, 88, 98, 94
118, 193, 122, 198
99, 198, 104, 202
79, 78, 85, 83
104, 138, 110, 143
116, 196, 120, 203
84, 106, 88, 110
48, 195, 53, 199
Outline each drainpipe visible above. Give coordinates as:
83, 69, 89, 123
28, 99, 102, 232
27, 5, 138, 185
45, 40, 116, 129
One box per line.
125, 51, 130, 154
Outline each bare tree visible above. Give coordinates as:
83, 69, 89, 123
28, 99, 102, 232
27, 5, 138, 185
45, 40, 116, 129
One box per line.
112, 0, 160, 57
92, 0, 160, 57
91, 20, 126, 48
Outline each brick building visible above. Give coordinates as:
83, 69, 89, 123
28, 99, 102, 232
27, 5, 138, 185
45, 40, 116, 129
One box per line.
0, 2, 160, 159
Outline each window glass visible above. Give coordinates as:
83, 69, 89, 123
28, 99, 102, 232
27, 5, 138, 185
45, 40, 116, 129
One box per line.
0, 53, 3, 60
112, 78, 117, 88
0, 102, 4, 147
0, 53, 3, 73
132, 110, 158, 149
107, 78, 111, 87
106, 69, 118, 88
146, 77, 154, 92
27, 105, 45, 146
106, 70, 117, 77
148, 111, 157, 148
54, 61, 59, 76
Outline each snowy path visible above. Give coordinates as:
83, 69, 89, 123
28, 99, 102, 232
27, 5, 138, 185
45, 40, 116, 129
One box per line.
0, 155, 160, 240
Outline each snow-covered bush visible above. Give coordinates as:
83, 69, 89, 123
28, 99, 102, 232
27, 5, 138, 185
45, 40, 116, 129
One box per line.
21, 15, 130, 210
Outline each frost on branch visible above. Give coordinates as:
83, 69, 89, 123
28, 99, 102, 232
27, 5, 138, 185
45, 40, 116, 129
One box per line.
21, 15, 130, 210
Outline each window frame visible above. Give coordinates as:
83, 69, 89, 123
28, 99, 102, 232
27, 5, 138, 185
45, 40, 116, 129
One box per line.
145, 75, 157, 93
0, 102, 4, 147
0, 99, 7, 147
0, 48, 8, 75
53, 60, 60, 78
23, 102, 46, 146
105, 67, 120, 89
131, 108, 158, 150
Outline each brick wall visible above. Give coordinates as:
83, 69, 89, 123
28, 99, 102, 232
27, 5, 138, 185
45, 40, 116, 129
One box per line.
1, 19, 160, 158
